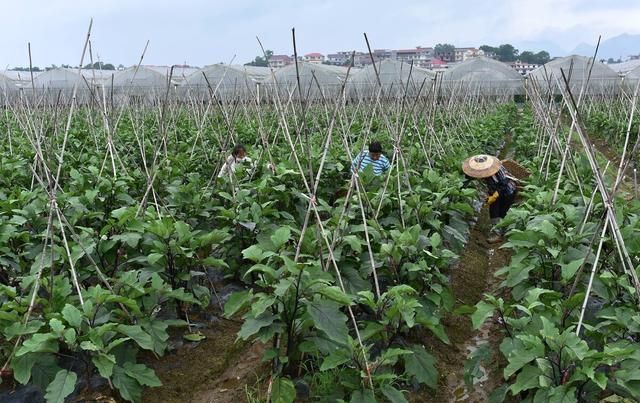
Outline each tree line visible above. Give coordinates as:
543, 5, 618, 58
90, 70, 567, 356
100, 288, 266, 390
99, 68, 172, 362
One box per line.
9, 62, 123, 72
434, 43, 550, 64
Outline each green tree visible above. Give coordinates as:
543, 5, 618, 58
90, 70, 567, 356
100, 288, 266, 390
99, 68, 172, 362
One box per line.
533, 51, 550, 64
83, 61, 116, 70
245, 50, 274, 67
434, 43, 455, 54
496, 44, 519, 62
480, 45, 498, 56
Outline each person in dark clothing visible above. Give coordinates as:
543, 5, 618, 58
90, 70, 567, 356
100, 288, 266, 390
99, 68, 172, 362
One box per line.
462, 154, 518, 243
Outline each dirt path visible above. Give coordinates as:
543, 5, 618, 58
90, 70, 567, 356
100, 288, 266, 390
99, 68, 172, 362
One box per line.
417, 209, 510, 403
415, 129, 519, 402
140, 318, 267, 403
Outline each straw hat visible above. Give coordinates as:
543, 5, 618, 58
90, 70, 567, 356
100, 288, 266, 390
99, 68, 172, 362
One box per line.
462, 154, 502, 178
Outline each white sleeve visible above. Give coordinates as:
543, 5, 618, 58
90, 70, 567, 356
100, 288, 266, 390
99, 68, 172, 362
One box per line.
217, 156, 234, 178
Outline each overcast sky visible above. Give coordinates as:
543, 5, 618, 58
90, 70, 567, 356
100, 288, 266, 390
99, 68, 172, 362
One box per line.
1, 0, 639, 68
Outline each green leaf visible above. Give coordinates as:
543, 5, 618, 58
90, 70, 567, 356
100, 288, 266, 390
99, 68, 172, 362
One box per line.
92, 353, 116, 379
471, 301, 495, 330
123, 362, 162, 387
350, 389, 377, 403
306, 300, 349, 346
62, 304, 83, 328
271, 377, 296, 403
184, 332, 206, 342
509, 364, 541, 394
238, 313, 275, 340
381, 385, 409, 403
44, 370, 77, 403
16, 333, 59, 356
49, 319, 65, 335
320, 349, 351, 371
317, 285, 352, 306
339, 235, 361, 254
404, 345, 438, 389
561, 258, 584, 281
147, 252, 164, 265
489, 384, 509, 403
504, 335, 545, 378
140, 319, 170, 355
116, 325, 155, 351
31, 354, 60, 391
430, 232, 442, 248
270, 226, 291, 249
11, 353, 38, 384
242, 244, 270, 263
112, 365, 142, 403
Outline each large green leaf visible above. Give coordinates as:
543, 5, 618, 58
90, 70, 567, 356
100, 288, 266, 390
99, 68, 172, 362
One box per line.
509, 364, 541, 394
320, 349, 351, 371
237, 313, 275, 340
92, 353, 116, 379
116, 325, 154, 351
11, 352, 37, 384
271, 377, 296, 403
15, 333, 59, 356
471, 300, 495, 330
44, 370, 77, 403
140, 319, 170, 355
350, 389, 377, 403
270, 226, 291, 249
123, 362, 162, 387
306, 300, 349, 346
381, 385, 409, 403
404, 345, 438, 389
560, 258, 584, 281
317, 285, 352, 306
504, 335, 545, 378
112, 365, 142, 403
61, 304, 83, 328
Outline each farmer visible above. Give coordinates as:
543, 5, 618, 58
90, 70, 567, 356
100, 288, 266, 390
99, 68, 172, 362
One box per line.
218, 144, 254, 178
351, 141, 391, 176
462, 154, 518, 243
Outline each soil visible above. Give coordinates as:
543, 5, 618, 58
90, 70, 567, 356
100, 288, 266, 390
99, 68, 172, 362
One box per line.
414, 208, 511, 403
139, 317, 267, 403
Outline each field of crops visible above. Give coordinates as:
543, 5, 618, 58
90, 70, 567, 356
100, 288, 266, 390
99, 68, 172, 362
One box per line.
0, 80, 639, 403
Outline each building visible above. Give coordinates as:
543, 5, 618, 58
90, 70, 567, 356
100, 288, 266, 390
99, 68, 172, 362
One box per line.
427, 58, 449, 70
455, 48, 485, 62
269, 55, 294, 69
326, 52, 352, 66
394, 47, 434, 68
509, 61, 540, 75
304, 53, 325, 64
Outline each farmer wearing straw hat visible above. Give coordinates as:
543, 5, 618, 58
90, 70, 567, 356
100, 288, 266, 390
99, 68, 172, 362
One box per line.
462, 154, 518, 244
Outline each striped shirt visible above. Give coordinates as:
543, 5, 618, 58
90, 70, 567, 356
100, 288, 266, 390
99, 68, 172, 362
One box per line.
351, 151, 391, 175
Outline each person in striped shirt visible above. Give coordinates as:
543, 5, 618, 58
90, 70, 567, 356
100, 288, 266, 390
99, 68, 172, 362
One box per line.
351, 141, 391, 176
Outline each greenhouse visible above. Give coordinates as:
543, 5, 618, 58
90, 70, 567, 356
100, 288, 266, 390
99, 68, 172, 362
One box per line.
30, 68, 84, 90
348, 59, 435, 99
263, 61, 350, 100
180, 64, 270, 101
0, 73, 18, 103
441, 56, 525, 97
527, 55, 620, 96
109, 66, 170, 104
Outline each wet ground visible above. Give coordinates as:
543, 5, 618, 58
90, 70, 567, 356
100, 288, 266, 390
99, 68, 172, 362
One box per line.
415, 208, 511, 403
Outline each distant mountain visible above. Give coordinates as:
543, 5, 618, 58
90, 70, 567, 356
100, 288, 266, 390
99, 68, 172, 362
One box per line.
569, 33, 640, 60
